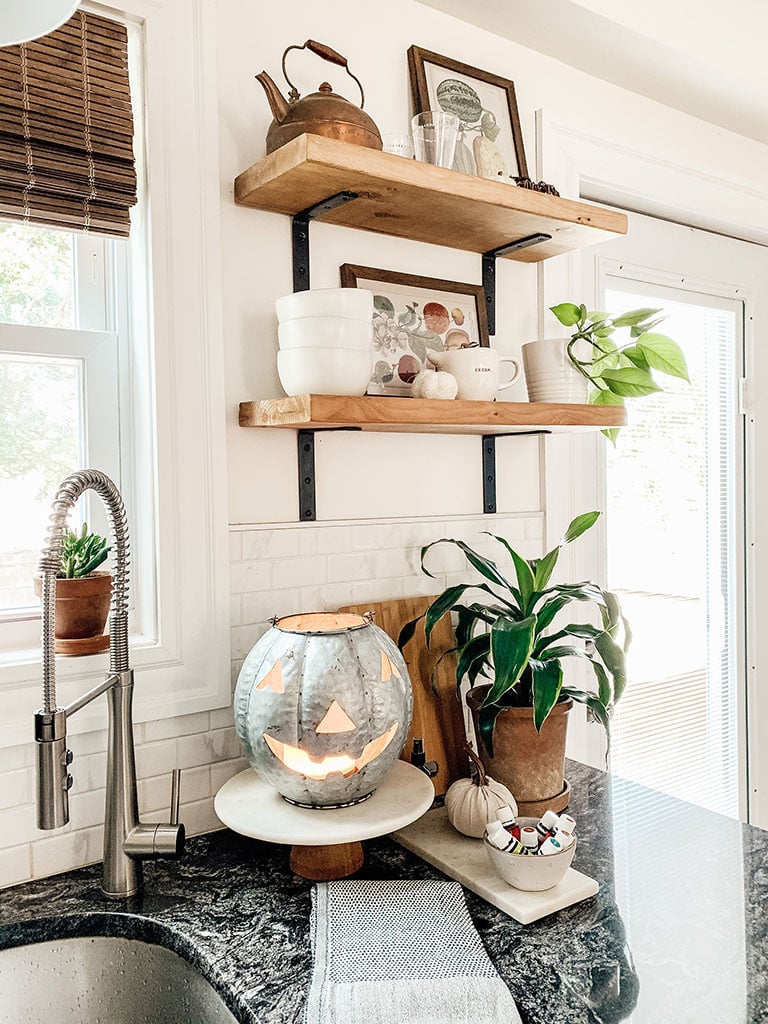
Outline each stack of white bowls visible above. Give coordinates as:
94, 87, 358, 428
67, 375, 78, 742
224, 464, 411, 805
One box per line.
275, 288, 374, 397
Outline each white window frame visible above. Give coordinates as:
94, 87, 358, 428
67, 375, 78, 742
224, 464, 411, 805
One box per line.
0, 0, 229, 746
536, 113, 766, 824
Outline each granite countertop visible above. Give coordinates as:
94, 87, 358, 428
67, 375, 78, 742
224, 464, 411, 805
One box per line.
1, 758, 766, 1023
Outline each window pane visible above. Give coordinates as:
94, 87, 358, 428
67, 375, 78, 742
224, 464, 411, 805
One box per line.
606, 285, 741, 818
0, 355, 83, 612
0, 221, 75, 329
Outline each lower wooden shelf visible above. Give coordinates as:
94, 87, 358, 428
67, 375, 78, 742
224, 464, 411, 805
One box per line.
239, 394, 626, 436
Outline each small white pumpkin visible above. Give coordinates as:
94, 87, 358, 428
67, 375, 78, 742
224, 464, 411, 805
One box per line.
411, 368, 458, 400
445, 746, 518, 838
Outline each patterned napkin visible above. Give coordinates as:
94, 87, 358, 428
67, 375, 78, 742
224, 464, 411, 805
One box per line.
306, 879, 521, 1024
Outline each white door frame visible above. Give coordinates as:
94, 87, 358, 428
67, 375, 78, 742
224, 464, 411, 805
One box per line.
536, 114, 767, 823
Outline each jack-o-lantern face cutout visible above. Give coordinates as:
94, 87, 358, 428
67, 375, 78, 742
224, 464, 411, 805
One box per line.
233, 612, 413, 807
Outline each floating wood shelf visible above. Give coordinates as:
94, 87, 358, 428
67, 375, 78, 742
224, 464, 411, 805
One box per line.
239, 394, 627, 436
234, 135, 627, 263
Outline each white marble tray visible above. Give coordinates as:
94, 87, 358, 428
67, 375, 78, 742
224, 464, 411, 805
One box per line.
393, 805, 599, 925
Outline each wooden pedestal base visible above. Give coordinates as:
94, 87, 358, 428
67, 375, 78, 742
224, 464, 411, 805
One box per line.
289, 841, 364, 880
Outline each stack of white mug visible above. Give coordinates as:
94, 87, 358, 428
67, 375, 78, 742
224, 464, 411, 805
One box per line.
275, 288, 374, 397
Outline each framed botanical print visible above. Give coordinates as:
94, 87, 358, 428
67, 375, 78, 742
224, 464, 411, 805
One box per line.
340, 264, 489, 397
407, 45, 529, 182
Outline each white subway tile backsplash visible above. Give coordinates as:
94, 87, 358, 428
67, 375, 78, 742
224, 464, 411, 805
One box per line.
0, 744, 34, 773
300, 525, 352, 555
143, 710, 210, 743
177, 727, 240, 770
209, 706, 235, 730
352, 523, 401, 550
273, 555, 327, 589
31, 825, 103, 879
242, 528, 300, 561
230, 560, 271, 594
326, 552, 377, 583
210, 757, 249, 794
135, 739, 179, 779
0, 768, 32, 810
0, 844, 31, 888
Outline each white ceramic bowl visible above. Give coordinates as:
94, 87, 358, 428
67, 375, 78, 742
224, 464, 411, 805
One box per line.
483, 817, 576, 891
278, 317, 373, 352
277, 348, 372, 397
276, 288, 374, 323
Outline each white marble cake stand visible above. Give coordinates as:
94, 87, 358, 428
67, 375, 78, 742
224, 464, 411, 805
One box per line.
214, 759, 435, 880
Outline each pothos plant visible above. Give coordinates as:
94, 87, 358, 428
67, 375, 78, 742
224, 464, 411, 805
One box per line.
550, 302, 689, 443
398, 511, 630, 757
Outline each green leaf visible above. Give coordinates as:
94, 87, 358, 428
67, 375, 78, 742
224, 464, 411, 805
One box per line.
590, 389, 625, 407
534, 623, 604, 655
630, 315, 665, 337
532, 546, 560, 591
485, 616, 536, 705
579, 303, 588, 324
587, 311, 608, 321
550, 302, 582, 327
621, 345, 649, 369
477, 703, 501, 757
456, 633, 492, 687
509, 550, 535, 611
424, 584, 476, 646
530, 658, 563, 731
562, 687, 612, 752
594, 631, 627, 703
609, 307, 662, 328
635, 332, 689, 381
600, 366, 662, 397
591, 660, 612, 707
562, 510, 600, 544
397, 616, 420, 650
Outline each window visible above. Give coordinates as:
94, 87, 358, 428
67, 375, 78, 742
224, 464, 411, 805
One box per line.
0, 221, 124, 651
0, 0, 230, 748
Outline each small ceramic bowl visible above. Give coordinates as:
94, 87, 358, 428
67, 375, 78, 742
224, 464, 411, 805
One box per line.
275, 288, 374, 323
483, 816, 576, 891
277, 348, 372, 397
278, 317, 373, 351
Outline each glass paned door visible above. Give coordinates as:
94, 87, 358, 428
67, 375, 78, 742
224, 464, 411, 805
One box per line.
603, 277, 744, 819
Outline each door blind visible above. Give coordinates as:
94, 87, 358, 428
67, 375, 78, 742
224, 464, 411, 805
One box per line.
0, 10, 137, 237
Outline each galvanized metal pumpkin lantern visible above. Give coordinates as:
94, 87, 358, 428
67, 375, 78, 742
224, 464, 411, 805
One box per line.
234, 612, 412, 808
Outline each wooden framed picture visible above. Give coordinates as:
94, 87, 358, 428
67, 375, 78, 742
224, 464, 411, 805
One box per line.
340, 263, 489, 397
407, 45, 529, 182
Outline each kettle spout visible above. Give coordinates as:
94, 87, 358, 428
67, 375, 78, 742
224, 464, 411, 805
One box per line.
256, 71, 290, 124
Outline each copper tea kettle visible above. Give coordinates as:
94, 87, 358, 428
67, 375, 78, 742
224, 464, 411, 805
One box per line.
256, 39, 382, 153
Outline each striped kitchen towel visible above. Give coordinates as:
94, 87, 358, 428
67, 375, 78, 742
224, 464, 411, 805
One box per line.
306, 879, 521, 1024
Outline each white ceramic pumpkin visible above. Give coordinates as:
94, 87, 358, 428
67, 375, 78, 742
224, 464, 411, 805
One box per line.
411, 369, 458, 400
445, 746, 518, 838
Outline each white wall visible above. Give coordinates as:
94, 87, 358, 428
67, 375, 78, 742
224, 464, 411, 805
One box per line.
2, 0, 768, 886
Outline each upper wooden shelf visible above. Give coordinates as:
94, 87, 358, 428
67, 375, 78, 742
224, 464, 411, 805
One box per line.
239, 395, 627, 436
234, 135, 628, 263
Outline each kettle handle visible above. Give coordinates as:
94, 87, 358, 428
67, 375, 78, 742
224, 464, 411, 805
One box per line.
281, 39, 367, 109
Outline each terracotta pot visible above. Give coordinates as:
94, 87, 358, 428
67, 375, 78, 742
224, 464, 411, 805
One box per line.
466, 685, 572, 814
34, 572, 112, 640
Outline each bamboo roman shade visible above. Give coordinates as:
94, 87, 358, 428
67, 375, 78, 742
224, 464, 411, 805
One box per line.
0, 10, 137, 237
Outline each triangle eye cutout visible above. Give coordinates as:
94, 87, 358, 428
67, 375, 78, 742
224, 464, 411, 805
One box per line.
255, 659, 284, 694
316, 700, 356, 734
380, 650, 401, 682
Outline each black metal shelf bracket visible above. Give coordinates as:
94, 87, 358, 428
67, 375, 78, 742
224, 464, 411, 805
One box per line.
292, 191, 360, 292
297, 430, 316, 521
482, 233, 552, 335
482, 435, 497, 515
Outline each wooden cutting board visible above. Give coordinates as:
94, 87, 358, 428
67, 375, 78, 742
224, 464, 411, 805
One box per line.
338, 596, 467, 796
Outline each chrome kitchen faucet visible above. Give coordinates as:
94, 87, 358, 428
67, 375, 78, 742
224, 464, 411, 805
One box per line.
34, 470, 184, 898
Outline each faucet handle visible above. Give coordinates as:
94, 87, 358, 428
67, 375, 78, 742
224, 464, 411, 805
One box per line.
169, 768, 181, 826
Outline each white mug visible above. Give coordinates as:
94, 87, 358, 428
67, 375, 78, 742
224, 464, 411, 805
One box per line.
429, 348, 521, 401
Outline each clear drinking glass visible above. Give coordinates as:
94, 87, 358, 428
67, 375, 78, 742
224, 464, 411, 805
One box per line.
411, 111, 459, 169
381, 132, 414, 159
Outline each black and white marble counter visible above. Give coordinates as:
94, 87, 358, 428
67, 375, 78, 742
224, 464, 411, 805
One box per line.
0, 759, 765, 1022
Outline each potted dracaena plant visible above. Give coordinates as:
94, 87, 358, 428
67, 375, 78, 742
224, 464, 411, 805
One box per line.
34, 523, 112, 654
398, 511, 630, 815
521, 303, 689, 442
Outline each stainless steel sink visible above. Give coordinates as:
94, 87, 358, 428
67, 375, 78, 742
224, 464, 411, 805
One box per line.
0, 936, 238, 1023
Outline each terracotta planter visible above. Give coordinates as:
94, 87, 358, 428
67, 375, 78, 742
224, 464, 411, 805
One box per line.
466, 685, 572, 815
34, 572, 112, 654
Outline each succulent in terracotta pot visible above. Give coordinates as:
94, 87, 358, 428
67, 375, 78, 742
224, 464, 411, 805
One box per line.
399, 512, 630, 813
34, 523, 112, 652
